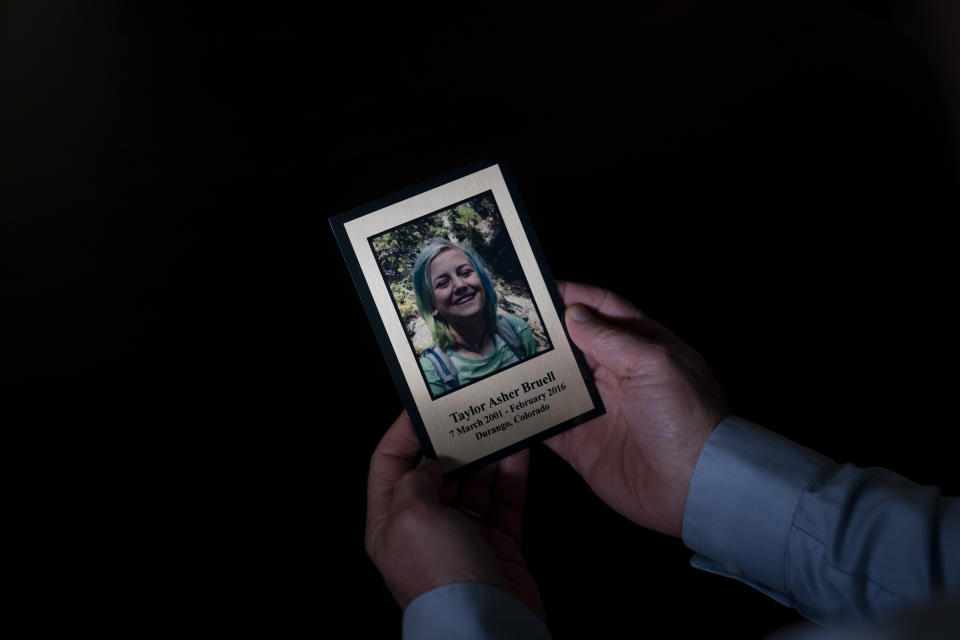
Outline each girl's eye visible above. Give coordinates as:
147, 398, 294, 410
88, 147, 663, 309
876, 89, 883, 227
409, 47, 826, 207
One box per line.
434, 279, 449, 289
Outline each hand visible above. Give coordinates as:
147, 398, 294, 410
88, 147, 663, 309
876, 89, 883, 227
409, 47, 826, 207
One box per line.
546, 281, 729, 537
365, 411, 545, 619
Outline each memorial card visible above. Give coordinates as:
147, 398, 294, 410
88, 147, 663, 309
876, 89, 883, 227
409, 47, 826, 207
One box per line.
331, 161, 604, 475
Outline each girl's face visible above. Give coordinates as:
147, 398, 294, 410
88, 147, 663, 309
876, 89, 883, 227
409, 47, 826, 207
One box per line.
429, 248, 485, 323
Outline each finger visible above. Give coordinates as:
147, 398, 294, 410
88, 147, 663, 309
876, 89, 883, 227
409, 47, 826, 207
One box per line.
558, 280, 636, 318
565, 304, 663, 379
392, 458, 444, 510
543, 416, 590, 469
543, 361, 618, 464
456, 460, 499, 519
486, 449, 529, 545
367, 411, 423, 519
557, 280, 669, 340
557, 283, 598, 373
581, 349, 599, 374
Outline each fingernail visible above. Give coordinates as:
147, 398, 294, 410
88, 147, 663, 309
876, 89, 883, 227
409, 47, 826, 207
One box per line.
567, 304, 592, 322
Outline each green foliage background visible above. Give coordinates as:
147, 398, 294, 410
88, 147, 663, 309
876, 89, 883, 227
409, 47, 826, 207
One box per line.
371, 193, 551, 355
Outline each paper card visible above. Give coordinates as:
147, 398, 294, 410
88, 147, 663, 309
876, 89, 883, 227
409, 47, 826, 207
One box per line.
331, 161, 604, 475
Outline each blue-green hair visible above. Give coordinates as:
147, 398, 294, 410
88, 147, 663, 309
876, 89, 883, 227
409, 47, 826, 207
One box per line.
412, 238, 499, 351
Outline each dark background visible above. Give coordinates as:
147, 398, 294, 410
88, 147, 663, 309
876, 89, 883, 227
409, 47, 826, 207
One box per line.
3, 1, 958, 634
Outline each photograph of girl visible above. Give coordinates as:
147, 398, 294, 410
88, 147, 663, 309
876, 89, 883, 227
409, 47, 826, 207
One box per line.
371, 192, 552, 398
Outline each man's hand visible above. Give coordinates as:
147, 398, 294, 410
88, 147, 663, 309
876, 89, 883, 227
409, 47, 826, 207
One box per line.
365, 411, 544, 619
546, 281, 729, 537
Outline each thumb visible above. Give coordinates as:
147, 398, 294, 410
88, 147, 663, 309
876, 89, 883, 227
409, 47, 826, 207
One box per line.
565, 304, 657, 378
392, 458, 445, 508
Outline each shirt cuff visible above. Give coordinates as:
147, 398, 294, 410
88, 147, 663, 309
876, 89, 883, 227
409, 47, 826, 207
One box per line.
403, 583, 551, 640
681, 415, 832, 603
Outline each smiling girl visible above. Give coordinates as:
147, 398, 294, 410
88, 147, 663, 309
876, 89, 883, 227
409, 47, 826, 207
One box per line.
412, 238, 538, 396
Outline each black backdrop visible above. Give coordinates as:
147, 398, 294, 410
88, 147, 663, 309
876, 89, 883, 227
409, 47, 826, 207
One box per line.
4, 1, 958, 634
